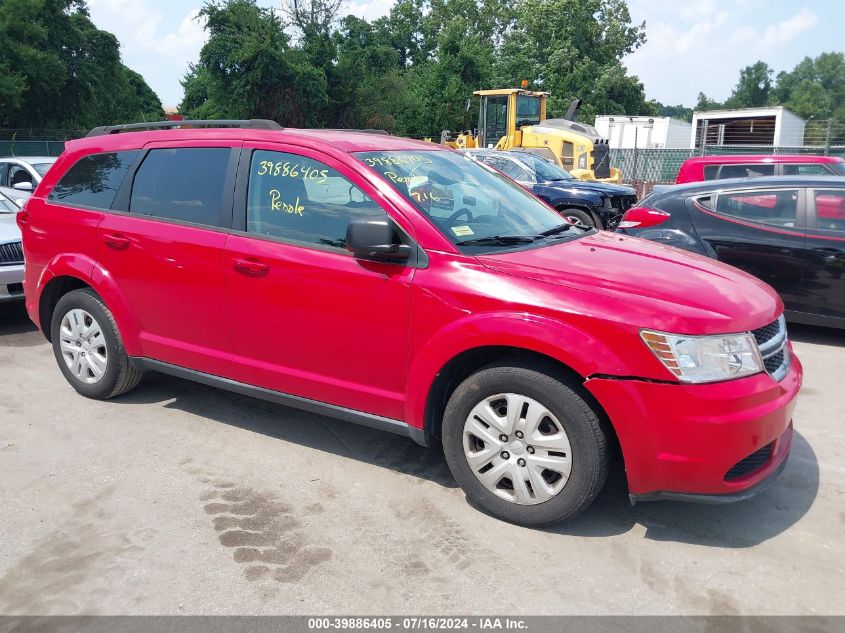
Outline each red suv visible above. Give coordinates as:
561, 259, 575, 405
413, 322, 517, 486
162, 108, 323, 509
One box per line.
676, 154, 845, 183
18, 120, 802, 526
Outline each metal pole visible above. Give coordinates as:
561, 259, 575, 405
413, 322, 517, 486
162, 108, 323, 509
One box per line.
700, 120, 708, 156
825, 119, 832, 156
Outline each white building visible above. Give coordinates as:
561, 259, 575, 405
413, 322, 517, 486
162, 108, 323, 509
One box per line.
594, 116, 692, 149
690, 106, 805, 148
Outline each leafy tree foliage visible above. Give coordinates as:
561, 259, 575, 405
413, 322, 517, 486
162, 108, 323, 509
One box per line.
0, 0, 162, 130
182, 0, 653, 135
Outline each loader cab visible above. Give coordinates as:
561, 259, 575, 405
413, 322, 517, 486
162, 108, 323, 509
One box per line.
475, 89, 548, 149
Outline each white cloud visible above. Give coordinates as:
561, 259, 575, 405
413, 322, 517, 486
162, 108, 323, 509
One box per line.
760, 8, 817, 47
347, 0, 393, 21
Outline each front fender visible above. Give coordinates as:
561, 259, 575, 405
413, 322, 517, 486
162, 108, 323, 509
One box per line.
404, 312, 631, 430
39, 254, 143, 356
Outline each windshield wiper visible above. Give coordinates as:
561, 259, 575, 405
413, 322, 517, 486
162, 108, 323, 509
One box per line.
539, 224, 576, 237
456, 235, 540, 246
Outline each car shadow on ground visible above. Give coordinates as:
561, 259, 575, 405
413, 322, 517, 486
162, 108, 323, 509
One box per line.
788, 323, 845, 346
114, 369, 820, 549
0, 301, 41, 347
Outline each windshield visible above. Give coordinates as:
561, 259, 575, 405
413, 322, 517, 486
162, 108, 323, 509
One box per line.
513, 152, 572, 182
32, 162, 55, 177
356, 150, 584, 252
516, 95, 542, 128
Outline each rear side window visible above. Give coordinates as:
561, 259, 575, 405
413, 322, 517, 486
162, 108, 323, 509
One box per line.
130, 148, 231, 227
714, 189, 799, 228
483, 156, 532, 182
246, 150, 387, 250
49, 151, 139, 210
717, 164, 775, 179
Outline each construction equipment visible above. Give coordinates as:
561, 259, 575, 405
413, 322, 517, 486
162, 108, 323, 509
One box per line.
441, 87, 622, 183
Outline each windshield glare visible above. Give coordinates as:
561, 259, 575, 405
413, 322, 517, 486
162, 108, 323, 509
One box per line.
831, 162, 845, 176
356, 150, 580, 251
514, 153, 572, 181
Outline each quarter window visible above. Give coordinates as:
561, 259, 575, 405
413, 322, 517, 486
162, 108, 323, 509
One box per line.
49, 151, 139, 210
130, 148, 231, 227
702, 165, 719, 180
813, 190, 845, 232
714, 189, 799, 228
247, 150, 387, 250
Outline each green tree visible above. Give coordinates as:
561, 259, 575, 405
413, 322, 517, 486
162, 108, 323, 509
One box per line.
725, 61, 773, 108
772, 52, 845, 122
494, 0, 650, 120
0, 0, 161, 130
181, 0, 328, 126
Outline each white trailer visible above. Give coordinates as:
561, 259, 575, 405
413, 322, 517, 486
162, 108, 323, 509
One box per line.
690, 106, 805, 148
594, 116, 692, 149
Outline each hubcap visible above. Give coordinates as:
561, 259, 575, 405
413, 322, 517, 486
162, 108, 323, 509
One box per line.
462, 393, 572, 505
566, 214, 589, 227
59, 308, 108, 384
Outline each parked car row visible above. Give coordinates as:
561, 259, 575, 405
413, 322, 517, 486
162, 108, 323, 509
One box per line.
16, 119, 800, 526
0, 190, 24, 303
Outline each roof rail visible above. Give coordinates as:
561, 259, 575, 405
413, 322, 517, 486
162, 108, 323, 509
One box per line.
85, 119, 283, 137
321, 128, 391, 135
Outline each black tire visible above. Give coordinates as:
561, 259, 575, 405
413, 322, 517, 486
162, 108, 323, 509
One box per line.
559, 207, 600, 229
442, 362, 609, 526
51, 288, 143, 399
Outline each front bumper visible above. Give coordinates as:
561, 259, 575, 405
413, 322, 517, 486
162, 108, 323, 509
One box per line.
585, 350, 802, 499
0, 263, 24, 302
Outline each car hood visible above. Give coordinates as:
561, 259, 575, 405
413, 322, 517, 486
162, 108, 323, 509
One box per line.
543, 180, 635, 197
0, 212, 21, 244
476, 231, 782, 334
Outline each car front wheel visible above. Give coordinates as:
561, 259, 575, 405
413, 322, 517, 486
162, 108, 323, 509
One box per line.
559, 207, 599, 229
442, 362, 609, 526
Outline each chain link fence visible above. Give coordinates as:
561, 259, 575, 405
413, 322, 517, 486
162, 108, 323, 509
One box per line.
0, 129, 83, 158
611, 145, 845, 196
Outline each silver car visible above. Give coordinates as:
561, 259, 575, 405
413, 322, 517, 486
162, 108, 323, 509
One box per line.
0, 191, 24, 302
0, 156, 56, 205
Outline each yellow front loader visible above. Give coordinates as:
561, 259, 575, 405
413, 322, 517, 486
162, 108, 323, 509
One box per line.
441, 87, 622, 183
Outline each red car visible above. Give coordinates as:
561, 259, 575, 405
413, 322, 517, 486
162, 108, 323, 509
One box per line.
18, 120, 802, 526
676, 154, 845, 184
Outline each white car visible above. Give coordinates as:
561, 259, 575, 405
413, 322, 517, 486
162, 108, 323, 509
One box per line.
0, 156, 56, 204
0, 191, 24, 302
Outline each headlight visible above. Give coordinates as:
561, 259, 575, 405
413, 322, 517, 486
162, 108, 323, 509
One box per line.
641, 330, 763, 383
578, 155, 588, 170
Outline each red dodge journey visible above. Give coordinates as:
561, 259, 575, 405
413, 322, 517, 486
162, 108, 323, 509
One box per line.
18, 120, 802, 525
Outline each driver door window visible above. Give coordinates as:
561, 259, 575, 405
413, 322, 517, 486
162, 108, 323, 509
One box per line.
247, 150, 387, 251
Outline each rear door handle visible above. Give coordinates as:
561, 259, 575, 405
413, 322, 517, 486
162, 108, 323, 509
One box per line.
232, 257, 270, 276
103, 233, 130, 250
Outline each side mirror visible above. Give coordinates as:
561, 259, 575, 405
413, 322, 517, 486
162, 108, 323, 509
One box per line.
13, 181, 33, 192
346, 217, 412, 263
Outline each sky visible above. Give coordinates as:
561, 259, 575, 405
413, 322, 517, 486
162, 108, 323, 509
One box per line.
87, 0, 845, 110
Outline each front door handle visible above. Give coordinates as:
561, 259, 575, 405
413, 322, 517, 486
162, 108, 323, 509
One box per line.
232, 257, 270, 276
103, 233, 130, 250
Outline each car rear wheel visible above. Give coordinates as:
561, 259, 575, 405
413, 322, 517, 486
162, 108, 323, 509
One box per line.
442, 362, 609, 526
51, 288, 143, 399
559, 207, 599, 229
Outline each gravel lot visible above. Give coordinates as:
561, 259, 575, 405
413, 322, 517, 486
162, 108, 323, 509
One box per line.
0, 301, 842, 616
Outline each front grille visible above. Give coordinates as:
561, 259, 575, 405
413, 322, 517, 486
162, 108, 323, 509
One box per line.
751, 315, 790, 382
725, 442, 774, 481
751, 321, 780, 346
0, 241, 23, 266
610, 195, 636, 212
592, 143, 611, 179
